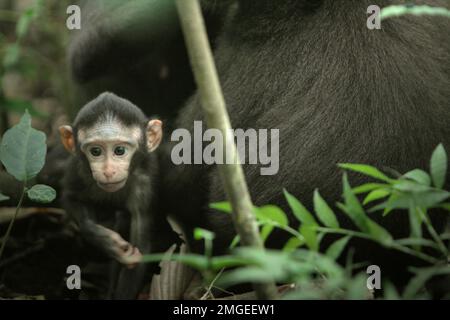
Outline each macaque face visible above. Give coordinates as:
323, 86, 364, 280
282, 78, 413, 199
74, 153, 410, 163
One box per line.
78, 123, 141, 192
60, 117, 163, 193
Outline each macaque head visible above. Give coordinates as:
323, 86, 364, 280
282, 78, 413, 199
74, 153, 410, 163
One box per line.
59, 92, 162, 192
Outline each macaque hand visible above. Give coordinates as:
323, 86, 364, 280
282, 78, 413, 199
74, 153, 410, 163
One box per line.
97, 225, 143, 268
120, 245, 142, 269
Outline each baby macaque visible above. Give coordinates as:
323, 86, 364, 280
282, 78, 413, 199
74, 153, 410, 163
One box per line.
59, 92, 179, 299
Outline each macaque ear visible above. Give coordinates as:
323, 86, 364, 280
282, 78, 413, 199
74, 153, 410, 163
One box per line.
59, 125, 76, 153
146, 120, 163, 152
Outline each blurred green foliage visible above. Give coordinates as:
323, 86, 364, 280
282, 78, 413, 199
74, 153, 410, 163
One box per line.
0, 0, 73, 133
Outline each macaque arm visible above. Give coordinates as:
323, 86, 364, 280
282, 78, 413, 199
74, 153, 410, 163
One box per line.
64, 197, 139, 267
113, 205, 182, 299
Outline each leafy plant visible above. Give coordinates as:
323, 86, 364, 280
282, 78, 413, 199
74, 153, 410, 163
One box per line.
0, 111, 56, 261
142, 144, 449, 299
1, 0, 71, 133
0, 0, 49, 134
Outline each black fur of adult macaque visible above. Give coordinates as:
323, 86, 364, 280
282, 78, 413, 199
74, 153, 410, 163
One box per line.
68, 0, 229, 123
60, 92, 180, 299
159, 0, 450, 293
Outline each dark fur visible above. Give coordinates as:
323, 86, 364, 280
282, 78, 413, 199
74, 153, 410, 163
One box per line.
159, 0, 450, 290
62, 93, 179, 299
73, 93, 149, 130
68, 0, 228, 124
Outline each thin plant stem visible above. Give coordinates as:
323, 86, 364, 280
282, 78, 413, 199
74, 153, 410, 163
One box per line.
0, 186, 26, 261
417, 207, 448, 255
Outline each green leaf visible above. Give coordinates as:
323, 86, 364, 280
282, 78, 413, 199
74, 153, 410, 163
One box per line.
411, 191, 450, 208
313, 189, 339, 228
325, 236, 351, 260
194, 228, 215, 241
338, 163, 393, 183
371, 190, 450, 213
260, 224, 274, 243
363, 189, 390, 205
366, 220, 393, 245
430, 144, 447, 189
298, 251, 344, 278
209, 201, 232, 213
210, 256, 250, 270
26, 184, 56, 203
380, 194, 398, 216
300, 225, 318, 251
352, 183, 389, 195
403, 169, 431, 186
0, 111, 47, 181
256, 205, 288, 227
0, 192, 10, 202
229, 235, 240, 249
283, 189, 317, 226
217, 267, 274, 288
392, 180, 432, 193
283, 237, 304, 252
340, 174, 369, 233
408, 207, 422, 240
141, 253, 209, 271
439, 232, 450, 240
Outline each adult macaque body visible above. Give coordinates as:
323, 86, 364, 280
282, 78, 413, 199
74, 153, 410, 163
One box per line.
59, 92, 179, 299
159, 0, 450, 294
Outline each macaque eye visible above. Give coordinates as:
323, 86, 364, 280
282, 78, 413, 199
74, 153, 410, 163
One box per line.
114, 146, 126, 156
89, 147, 102, 157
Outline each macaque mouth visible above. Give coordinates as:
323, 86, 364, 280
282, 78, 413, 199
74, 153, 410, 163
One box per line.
97, 179, 127, 192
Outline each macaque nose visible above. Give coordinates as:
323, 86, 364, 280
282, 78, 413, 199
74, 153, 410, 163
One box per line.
103, 166, 116, 179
